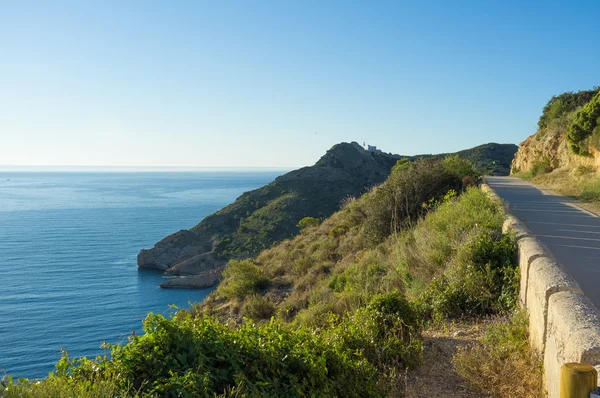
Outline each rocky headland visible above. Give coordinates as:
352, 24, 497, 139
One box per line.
139, 141, 517, 288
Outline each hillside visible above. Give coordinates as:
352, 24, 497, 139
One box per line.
512, 88, 600, 174
416, 142, 518, 176
511, 87, 600, 203
16, 156, 542, 397
138, 142, 403, 287
139, 141, 518, 288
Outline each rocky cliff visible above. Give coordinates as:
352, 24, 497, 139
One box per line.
511, 129, 597, 173
512, 87, 600, 174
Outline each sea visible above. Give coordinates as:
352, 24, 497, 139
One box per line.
0, 170, 284, 379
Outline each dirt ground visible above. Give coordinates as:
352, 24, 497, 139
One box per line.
403, 322, 490, 398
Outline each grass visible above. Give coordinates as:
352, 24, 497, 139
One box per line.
580, 178, 600, 201
453, 310, 544, 397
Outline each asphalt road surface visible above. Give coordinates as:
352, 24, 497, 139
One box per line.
486, 176, 600, 308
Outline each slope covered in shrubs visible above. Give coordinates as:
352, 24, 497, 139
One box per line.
511, 87, 600, 207
4, 156, 522, 397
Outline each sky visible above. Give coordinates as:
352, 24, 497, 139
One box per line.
1, 1, 599, 168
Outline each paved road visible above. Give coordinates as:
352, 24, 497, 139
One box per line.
486, 176, 600, 308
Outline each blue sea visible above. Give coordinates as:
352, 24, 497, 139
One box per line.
0, 170, 283, 379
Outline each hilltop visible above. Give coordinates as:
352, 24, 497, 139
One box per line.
139, 141, 518, 288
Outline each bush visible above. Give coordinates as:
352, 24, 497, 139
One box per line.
242, 295, 276, 321
219, 260, 270, 300
297, 216, 320, 230
453, 311, 543, 397
580, 178, 600, 201
538, 88, 599, 130
30, 314, 382, 397
567, 91, 600, 155
328, 291, 423, 371
363, 158, 463, 244
529, 157, 553, 177
574, 165, 595, 176
443, 155, 476, 181
399, 187, 505, 284
418, 232, 518, 320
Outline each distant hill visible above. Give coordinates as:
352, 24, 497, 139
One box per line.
138, 141, 517, 288
414, 143, 518, 176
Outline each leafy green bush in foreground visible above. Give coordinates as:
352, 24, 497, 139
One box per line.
3, 314, 381, 398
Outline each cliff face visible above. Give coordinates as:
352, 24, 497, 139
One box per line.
511, 128, 598, 174
138, 142, 402, 287
512, 87, 600, 175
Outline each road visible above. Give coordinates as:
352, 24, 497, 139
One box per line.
486, 176, 600, 308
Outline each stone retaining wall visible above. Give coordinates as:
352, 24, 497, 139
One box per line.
481, 183, 600, 398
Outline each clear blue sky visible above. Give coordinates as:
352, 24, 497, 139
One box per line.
1, 1, 599, 167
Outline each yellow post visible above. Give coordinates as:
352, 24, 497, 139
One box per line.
560, 363, 598, 398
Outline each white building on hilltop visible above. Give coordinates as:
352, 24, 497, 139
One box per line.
362, 142, 377, 151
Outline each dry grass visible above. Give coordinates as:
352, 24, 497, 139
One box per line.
452, 311, 544, 398
402, 321, 488, 397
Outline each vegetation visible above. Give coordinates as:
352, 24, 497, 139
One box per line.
453, 311, 543, 397
141, 142, 521, 282
538, 88, 599, 130
7, 156, 530, 396
579, 178, 600, 201
198, 142, 401, 260
521, 157, 554, 179
567, 91, 600, 154
414, 143, 518, 176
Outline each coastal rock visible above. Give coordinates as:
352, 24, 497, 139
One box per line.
137, 230, 209, 271
165, 251, 224, 275
160, 268, 225, 289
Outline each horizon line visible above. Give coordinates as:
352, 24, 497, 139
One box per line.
0, 165, 296, 171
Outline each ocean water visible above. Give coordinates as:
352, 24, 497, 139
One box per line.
0, 170, 282, 379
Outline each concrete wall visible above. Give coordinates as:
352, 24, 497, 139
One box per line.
482, 183, 600, 398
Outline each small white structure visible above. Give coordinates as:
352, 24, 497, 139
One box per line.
362, 142, 377, 151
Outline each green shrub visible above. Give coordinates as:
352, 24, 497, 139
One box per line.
37, 314, 382, 398
529, 157, 553, 177
538, 88, 599, 130
242, 295, 276, 321
453, 311, 543, 397
399, 187, 505, 283
219, 260, 270, 300
443, 155, 476, 181
580, 178, 600, 201
328, 291, 422, 371
0, 366, 127, 398
328, 273, 348, 293
418, 232, 518, 320
391, 158, 410, 174
567, 91, 600, 154
297, 216, 320, 230
363, 158, 463, 244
